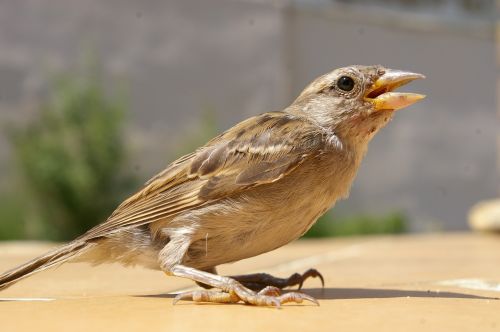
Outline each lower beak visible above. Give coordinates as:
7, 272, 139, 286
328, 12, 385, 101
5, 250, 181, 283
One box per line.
364, 69, 426, 111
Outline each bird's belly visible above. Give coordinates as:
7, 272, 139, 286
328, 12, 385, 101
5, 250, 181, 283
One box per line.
182, 160, 355, 270
184, 194, 331, 270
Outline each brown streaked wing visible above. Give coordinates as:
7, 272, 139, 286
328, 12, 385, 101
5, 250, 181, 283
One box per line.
189, 112, 327, 200
79, 152, 202, 240
79, 112, 326, 240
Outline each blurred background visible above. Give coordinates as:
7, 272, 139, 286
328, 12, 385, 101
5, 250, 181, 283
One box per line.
0, 0, 495, 241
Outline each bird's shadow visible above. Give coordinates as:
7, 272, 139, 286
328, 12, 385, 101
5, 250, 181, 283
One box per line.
136, 287, 499, 301
2, 288, 493, 303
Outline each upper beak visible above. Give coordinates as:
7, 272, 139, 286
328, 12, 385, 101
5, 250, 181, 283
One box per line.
364, 69, 426, 111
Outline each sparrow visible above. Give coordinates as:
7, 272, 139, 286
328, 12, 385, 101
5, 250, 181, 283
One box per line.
0, 65, 424, 307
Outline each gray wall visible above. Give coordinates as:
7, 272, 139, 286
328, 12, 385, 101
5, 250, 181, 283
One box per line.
0, 0, 495, 231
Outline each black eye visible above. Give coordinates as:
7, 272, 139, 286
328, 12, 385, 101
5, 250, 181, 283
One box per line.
337, 76, 355, 92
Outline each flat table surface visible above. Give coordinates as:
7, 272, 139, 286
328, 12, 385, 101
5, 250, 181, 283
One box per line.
1, 233, 500, 332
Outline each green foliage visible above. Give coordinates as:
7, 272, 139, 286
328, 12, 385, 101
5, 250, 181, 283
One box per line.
0, 192, 27, 240
8, 69, 135, 240
303, 211, 407, 238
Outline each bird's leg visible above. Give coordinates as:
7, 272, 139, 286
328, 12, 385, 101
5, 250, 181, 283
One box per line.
230, 268, 325, 291
195, 267, 217, 289
166, 265, 319, 307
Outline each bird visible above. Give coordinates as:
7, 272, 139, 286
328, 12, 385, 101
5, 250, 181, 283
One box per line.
0, 65, 424, 307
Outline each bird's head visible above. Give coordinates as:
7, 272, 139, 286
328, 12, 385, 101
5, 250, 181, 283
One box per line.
290, 65, 425, 148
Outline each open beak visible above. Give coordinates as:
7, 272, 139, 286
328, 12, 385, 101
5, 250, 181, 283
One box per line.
364, 69, 425, 111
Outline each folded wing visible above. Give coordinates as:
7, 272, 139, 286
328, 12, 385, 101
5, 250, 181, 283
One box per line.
80, 112, 328, 240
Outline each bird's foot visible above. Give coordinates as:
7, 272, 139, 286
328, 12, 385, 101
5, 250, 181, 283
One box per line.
173, 283, 319, 308
168, 265, 319, 307
231, 268, 325, 291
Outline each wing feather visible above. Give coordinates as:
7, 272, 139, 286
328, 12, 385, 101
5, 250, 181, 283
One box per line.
80, 112, 329, 240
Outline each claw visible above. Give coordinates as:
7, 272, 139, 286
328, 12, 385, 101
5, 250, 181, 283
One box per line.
173, 292, 192, 305
270, 298, 281, 308
279, 292, 320, 306
296, 293, 320, 306
297, 269, 325, 290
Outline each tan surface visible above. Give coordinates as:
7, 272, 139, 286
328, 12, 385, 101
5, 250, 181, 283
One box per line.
1, 233, 499, 331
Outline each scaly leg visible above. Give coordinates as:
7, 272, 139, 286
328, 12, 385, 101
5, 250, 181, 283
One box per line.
195, 267, 218, 289
167, 265, 318, 307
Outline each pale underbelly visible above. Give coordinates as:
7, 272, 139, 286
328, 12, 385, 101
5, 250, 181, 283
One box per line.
182, 186, 337, 270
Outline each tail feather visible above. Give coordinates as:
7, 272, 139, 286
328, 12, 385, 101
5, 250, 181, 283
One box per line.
0, 240, 94, 291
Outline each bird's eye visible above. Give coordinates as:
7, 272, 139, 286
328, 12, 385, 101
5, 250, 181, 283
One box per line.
336, 76, 355, 92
